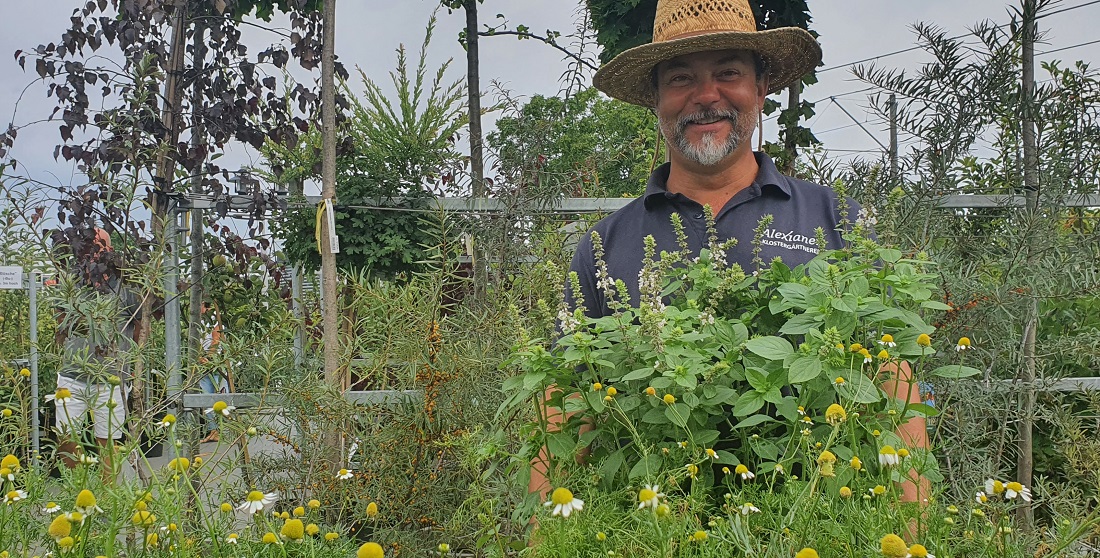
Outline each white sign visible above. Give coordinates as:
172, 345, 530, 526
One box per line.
0, 266, 23, 290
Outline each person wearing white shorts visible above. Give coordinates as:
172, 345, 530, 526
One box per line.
54, 373, 127, 441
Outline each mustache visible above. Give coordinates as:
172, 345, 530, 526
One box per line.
676, 108, 740, 132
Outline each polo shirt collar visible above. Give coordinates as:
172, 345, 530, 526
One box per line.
642, 152, 791, 210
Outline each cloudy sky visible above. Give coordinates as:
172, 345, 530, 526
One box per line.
0, 0, 1097, 197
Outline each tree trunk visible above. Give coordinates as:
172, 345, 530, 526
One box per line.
1017, 0, 1039, 528
188, 21, 208, 363
465, 0, 484, 196
321, 0, 341, 388
464, 0, 489, 295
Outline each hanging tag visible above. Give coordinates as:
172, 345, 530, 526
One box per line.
325, 198, 340, 254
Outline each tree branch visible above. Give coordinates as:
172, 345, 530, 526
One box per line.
477, 30, 598, 72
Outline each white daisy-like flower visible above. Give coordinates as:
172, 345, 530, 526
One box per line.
955, 337, 972, 352
155, 414, 177, 429
43, 502, 61, 513
739, 502, 761, 515
3, 489, 27, 504
336, 468, 353, 480
77, 454, 98, 465
878, 446, 900, 467
637, 484, 664, 510
205, 400, 235, 417
906, 545, 935, 558
1004, 481, 1031, 502
705, 448, 718, 460
975, 492, 988, 504
226, 533, 239, 544
237, 490, 279, 514
734, 464, 755, 480
45, 388, 73, 404
879, 334, 896, 348
543, 487, 584, 518
984, 479, 1005, 496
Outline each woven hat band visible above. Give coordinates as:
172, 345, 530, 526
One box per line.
653, 0, 758, 42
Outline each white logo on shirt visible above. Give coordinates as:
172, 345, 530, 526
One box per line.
760, 228, 819, 255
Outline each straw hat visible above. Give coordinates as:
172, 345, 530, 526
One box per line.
593, 0, 822, 107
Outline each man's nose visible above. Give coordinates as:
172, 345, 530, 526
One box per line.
691, 76, 722, 107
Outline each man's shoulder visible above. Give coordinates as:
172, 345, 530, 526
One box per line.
588, 195, 651, 236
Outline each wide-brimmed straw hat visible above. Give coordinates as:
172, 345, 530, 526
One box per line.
593, 0, 822, 107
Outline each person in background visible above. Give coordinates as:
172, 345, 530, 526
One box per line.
53, 227, 141, 480
198, 301, 227, 443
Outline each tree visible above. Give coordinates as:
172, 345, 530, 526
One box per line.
268, 14, 467, 278
488, 86, 657, 198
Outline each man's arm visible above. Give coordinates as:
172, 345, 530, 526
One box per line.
880, 360, 931, 504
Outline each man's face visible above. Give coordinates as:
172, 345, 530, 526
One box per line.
654, 49, 767, 168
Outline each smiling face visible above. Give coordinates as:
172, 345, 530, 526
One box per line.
655, 49, 767, 169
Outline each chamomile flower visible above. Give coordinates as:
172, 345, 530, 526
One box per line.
877, 349, 890, 360
237, 490, 278, 514
955, 337, 971, 352
879, 334, 896, 347
225, 533, 239, 544
860, 348, 873, 364
735, 464, 755, 480
1004, 481, 1031, 501
366, 501, 379, 518
77, 454, 98, 465
0, 454, 19, 471
739, 502, 761, 515
155, 414, 176, 428
881, 534, 908, 558
281, 518, 305, 541
825, 404, 847, 425
686, 463, 699, 478
0, 468, 12, 482
543, 487, 584, 518
3, 489, 26, 504
74, 489, 103, 514
917, 334, 932, 347
850, 456, 863, 471
43, 502, 61, 513
46, 388, 73, 404
879, 446, 900, 467
817, 451, 837, 477
48, 515, 72, 540
985, 479, 1005, 496
975, 492, 988, 504
795, 549, 820, 558
839, 486, 853, 498
336, 468, 354, 480
907, 543, 935, 558
205, 401, 235, 417
638, 484, 664, 510
357, 542, 385, 558
705, 448, 718, 460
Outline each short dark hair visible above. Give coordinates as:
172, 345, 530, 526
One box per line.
649, 51, 768, 95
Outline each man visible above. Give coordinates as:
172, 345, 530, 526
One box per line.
531, 0, 928, 504
53, 227, 141, 478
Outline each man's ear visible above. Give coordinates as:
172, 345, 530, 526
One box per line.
756, 74, 770, 103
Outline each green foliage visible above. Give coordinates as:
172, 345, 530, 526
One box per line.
270, 14, 467, 277
488, 86, 658, 198
501, 213, 1098, 555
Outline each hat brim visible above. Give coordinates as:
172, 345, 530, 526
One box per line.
593, 27, 822, 107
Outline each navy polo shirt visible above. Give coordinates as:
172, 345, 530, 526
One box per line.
568, 152, 859, 317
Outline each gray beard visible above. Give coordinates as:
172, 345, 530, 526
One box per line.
660, 107, 757, 167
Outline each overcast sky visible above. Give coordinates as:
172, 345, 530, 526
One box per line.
1, 0, 1097, 197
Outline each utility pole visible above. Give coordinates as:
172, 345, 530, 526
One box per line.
1018, 0, 1039, 529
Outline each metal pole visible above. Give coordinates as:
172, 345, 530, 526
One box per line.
27, 271, 40, 466
165, 202, 182, 460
